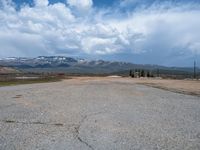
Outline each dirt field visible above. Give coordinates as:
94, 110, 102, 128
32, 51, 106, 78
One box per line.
0, 77, 200, 150
67, 77, 200, 96
131, 78, 200, 96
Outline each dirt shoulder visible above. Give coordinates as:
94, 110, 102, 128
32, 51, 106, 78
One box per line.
132, 78, 200, 97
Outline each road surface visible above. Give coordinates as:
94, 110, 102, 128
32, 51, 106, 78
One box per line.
0, 77, 200, 150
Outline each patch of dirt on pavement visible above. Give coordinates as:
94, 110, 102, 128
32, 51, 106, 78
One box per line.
12, 94, 36, 107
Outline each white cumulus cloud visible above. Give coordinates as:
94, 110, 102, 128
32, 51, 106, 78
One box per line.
34, 0, 49, 7
67, 0, 93, 12
0, 0, 200, 66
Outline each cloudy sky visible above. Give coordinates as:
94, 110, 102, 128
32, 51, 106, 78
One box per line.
0, 0, 200, 66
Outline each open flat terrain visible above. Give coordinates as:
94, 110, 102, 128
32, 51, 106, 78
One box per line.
0, 77, 200, 150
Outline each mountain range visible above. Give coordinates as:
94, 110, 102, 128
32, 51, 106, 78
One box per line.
0, 56, 199, 75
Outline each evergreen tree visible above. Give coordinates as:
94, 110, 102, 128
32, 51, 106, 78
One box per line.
147, 71, 150, 77
138, 70, 141, 77
141, 70, 145, 77
132, 74, 135, 78
129, 70, 132, 77
157, 69, 160, 77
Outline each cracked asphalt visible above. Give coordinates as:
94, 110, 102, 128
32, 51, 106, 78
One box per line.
0, 77, 200, 150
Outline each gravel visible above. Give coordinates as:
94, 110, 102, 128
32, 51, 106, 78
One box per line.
0, 78, 200, 150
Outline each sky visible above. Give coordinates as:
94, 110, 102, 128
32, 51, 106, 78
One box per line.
0, 0, 200, 67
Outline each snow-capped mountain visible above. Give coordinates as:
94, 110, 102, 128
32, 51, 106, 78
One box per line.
0, 56, 197, 74
0, 56, 133, 68
0, 56, 77, 67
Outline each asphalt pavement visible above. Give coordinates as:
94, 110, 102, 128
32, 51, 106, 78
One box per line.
0, 78, 200, 150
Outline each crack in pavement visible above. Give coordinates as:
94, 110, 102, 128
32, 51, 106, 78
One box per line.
77, 136, 94, 150
74, 115, 94, 150
1, 111, 105, 150
0, 120, 65, 127
74, 112, 105, 150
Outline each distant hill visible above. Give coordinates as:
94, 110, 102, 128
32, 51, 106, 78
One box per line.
0, 56, 199, 76
0, 66, 19, 74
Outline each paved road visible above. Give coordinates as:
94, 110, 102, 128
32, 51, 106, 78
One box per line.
0, 78, 200, 150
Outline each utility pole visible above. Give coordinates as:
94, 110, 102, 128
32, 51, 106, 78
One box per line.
194, 60, 196, 79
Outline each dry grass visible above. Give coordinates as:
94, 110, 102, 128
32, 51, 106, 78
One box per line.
0, 77, 62, 87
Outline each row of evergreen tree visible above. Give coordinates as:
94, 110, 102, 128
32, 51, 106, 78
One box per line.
129, 69, 156, 78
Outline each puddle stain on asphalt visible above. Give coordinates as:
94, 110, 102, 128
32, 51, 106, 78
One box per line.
12, 95, 22, 99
